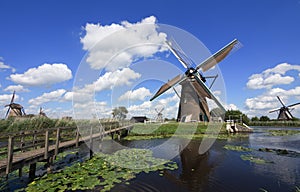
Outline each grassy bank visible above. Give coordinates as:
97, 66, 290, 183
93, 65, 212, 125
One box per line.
248, 120, 300, 127
125, 122, 233, 140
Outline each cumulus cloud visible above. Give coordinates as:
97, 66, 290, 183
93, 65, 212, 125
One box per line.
118, 87, 152, 101
246, 63, 300, 89
73, 68, 141, 102
0, 93, 19, 105
72, 68, 142, 118
28, 89, 67, 106
0, 59, 15, 72
4, 85, 29, 92
244, 86, 300, 118
127, 94, 179, 119
81, 16, 168, 71
10, 63, 72, 86
225, 104, 238, 111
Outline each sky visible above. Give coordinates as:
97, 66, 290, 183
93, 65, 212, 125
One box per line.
0, 0, 300, 120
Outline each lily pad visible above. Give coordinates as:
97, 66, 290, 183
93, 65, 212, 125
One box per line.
224, 145, 252, 152
240, 154, 274, 164
25, 148, 178, 192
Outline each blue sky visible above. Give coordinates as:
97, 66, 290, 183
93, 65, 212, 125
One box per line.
1, 0, 300, 119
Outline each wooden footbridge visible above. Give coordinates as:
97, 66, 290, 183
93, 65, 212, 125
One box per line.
0, 121, 133, 178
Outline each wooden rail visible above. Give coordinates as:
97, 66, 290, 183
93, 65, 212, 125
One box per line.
0, 122, 133, 178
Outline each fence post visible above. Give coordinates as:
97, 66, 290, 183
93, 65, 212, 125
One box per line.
76, 127, 79, 147
29, 163, 36, 181
55, 128, 61, 157
6, 136, 14, 176
44, 130, 49, 159
33, 131, 37, 149
20, 131, 24, 152
89, 125, 93, 158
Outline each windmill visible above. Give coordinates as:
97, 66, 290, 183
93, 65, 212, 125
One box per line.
155, 108, 164, 122
39, 107, 47, 117
4, 91, 26, 119
269, 96, 300, 120
150, 39, 240, 122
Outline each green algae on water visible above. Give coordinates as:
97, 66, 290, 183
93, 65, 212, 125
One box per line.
223, 145, 252, 152
25, 148, 178, 192
240, 154, 274, 164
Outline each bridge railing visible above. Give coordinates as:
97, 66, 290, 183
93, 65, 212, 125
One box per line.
0, 120, 133, 176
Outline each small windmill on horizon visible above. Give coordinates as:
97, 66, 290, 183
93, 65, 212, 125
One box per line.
150, 38, 240, 122
269, 96, 300, 120
4, 91, 26, 119
155, 108, 164, 122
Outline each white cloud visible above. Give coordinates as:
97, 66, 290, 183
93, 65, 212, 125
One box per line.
62, 91, 73, 102
126, 93, 179, 119
264, 63, 300, 75
0, 60, 15, 72
0, 93, 19, 106
4, 85, 29, 92
72, 68, 141, 118
28, 89, 67, 106
81, 16, 168, 71
0, 61, 10, 69
244, 86, 300, 118
73, 100, 110, 118
118, 87, 152, 101
93, 68, 141, 92
225, 104, 238, 111
245, 95, 278, 110
9, 63, 72, 86
246, 63, 300, 89
74, 68, 141, 101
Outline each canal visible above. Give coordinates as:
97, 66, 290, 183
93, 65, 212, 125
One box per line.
1, 126, 299, 191
114, 126, 300, 192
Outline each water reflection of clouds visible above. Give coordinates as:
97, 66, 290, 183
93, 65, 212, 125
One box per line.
249, 128, 300, 187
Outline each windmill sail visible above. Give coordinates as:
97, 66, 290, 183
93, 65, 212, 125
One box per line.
166, 38, 195, 69
287, 102, 300, 108
196, 39, 240, 72
193, 72, 226, 112
150, 74, 186, 101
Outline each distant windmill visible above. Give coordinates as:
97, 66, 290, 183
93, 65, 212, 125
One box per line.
150, 38, 240, 122
39, 107, 47, 117
155, 108, 164, 122
4, 91, 26, 119
269, 96, 300, 120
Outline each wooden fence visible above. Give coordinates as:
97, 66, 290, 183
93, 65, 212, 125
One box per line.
0, 121, 133, 178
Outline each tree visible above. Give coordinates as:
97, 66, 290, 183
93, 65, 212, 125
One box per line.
259, 116, 270, 121
225, 110, 250, 124
251, 116, 259, 122
112, 106, 128, 120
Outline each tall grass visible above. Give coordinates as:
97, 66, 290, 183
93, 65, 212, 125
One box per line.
249, 120, 300, 127
0, 117, 76, 133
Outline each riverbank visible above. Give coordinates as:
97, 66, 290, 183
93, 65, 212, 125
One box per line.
124, 122, 252, 141
248, 120, 300, 127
